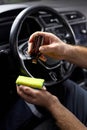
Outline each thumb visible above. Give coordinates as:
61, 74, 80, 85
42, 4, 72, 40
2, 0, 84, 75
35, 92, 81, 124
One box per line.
39, 45, 51, 54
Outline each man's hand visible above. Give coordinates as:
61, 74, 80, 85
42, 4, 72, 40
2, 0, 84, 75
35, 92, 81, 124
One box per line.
16, 85, 59, 110
16, 85, 87, 130
28, 31, 67, 60
28, 31, 87, 68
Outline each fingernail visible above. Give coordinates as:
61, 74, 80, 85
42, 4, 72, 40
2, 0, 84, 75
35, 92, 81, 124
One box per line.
43, 86, 46, 90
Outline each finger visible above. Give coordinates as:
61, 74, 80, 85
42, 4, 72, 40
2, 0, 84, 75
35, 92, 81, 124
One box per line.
28, 32, 46, 54
29, 31, 53, 44
17, 86, 36, 103
39, 44, 53, 55
17, 85, 39, 98
28, 42, 33, 54
42, 86, 47, 90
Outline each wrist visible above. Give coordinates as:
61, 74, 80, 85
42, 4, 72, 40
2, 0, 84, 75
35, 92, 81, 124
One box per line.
46, 95, 61, 112
63, 44, 75, 61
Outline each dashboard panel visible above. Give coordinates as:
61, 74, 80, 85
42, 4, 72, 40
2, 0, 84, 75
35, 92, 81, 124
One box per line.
0, 8, 87, 46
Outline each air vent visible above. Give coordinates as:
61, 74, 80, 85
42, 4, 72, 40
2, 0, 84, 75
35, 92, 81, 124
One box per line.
40, 14, 60, 26
63, 11, 86, 21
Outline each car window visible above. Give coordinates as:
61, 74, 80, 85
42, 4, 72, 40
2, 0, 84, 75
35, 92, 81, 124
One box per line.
1, 0, 87, 4
0, 0, 39, 4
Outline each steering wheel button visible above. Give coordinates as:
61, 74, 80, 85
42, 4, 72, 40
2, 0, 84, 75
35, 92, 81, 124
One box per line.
49, 71, 58, 81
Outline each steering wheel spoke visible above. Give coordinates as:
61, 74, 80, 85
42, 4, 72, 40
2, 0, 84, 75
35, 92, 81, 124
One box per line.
18, 41, 31, 60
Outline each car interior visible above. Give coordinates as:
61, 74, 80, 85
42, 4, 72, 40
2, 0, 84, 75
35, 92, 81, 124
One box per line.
0, 0, 87, 129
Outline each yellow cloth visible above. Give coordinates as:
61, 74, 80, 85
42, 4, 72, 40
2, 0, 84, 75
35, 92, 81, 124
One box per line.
16, 75, 45, 89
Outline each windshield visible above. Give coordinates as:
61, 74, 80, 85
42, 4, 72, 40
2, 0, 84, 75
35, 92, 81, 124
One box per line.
1, 0, 85, 4
0, 0, 39, 4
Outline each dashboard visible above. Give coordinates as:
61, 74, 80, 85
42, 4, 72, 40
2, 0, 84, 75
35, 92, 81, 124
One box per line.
0, 8, 87, 46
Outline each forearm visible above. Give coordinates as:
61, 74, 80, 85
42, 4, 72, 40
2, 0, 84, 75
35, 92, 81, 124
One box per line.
48, 100, 87, 130
64, 45, 87, 68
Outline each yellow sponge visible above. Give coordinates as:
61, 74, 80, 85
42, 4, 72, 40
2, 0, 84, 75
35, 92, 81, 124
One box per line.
16, 75, 45, 89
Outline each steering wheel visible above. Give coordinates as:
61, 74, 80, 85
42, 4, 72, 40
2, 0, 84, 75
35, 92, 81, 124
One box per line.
10, 5, 76, 87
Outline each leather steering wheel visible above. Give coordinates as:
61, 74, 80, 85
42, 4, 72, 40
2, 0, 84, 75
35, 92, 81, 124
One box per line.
10, 5, 76, 87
